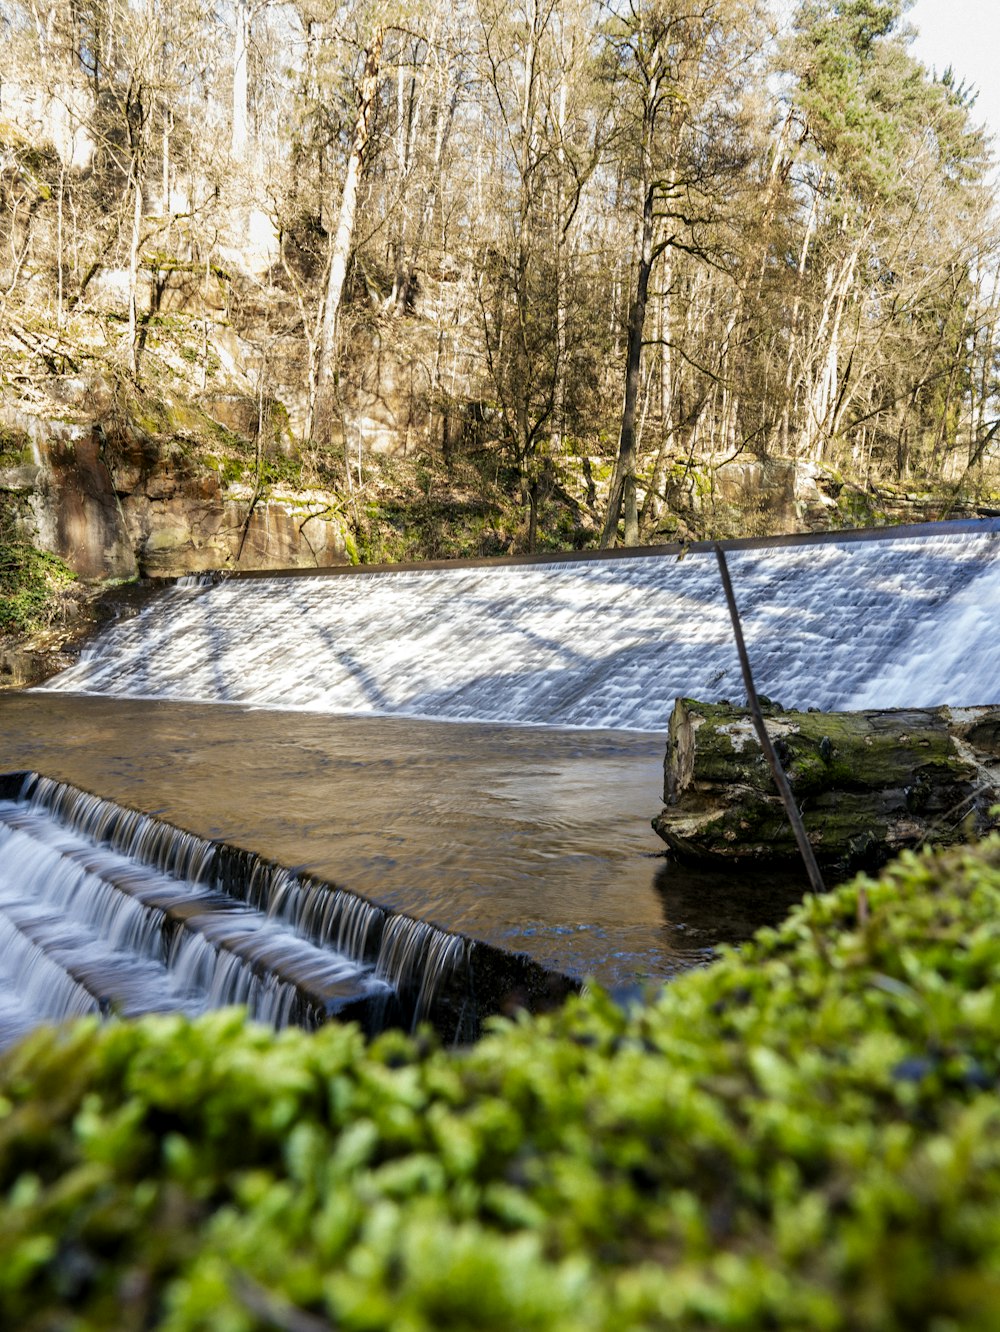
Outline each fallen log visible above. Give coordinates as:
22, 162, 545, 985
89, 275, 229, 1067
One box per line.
652, 699, 1000, 869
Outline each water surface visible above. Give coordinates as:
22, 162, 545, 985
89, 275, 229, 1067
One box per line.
0, 694, 807, 987
41, 527, 1000, 725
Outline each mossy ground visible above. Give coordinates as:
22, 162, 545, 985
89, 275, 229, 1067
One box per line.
3, 838, 1000, 1329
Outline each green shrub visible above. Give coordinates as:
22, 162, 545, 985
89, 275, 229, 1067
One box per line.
3, 839, 1000, 1328
0, 541, 75, 636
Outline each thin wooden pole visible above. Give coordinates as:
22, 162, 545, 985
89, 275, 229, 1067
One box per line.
714, 543, 827, 897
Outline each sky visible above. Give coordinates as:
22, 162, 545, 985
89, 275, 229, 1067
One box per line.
907, 0, 1000, 147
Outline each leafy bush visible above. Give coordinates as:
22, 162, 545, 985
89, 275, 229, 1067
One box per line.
0, 541, 75, 636
3, 839, 1000, 1329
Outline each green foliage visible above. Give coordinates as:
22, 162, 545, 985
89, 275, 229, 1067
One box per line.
257, 452, 307, 492
790, 0, 912, 196
0, 427, 33, 467
349, 449, 598, 563
0, 541, 75, 636
356, 495, 516, 563
4, 838, 1000, 1327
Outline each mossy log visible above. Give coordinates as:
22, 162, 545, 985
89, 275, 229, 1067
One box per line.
652, 698, 1000, 868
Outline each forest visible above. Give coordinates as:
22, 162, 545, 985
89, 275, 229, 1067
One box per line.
6, 6, 1000, 1326
2, 0, 999, 574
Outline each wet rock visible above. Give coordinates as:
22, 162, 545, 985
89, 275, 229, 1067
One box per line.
0, 646, 70, 688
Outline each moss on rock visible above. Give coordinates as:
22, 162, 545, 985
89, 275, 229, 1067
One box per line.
655, 699, 996, 868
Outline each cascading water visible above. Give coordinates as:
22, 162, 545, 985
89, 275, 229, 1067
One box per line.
7, 522, 999, 1042
40, 525, 1000, 727
0, 775, 384, 1048
0, 773, 571, 1050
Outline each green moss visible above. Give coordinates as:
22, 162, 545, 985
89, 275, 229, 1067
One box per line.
835, 486, 888, 528
268, 399, 291, 443
259, 453, 305, 490
205, 454, 245, 488
678, 699, 973, 797
0, 428, 33, 467
138, 397, 210, 441
3, 841, 1000, 1327
141, 314, 191, 333
663, 700, 989, 865
0, 448, 33, 469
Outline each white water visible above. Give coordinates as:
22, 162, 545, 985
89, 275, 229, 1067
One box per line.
41, 528, 1000, 728
0, 777, 442, 1048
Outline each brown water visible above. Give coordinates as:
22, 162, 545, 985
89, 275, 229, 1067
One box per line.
0, 693, 808, 988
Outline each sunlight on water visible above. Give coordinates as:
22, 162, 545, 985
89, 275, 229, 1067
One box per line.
40, 529, 1000, 727
7, 525, 997, 1027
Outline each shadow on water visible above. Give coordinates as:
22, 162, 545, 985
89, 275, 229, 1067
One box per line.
653, 857, 818, 956
42, 526, 1000, 725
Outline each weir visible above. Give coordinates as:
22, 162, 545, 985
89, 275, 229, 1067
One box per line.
40, 522, 1000, 727
6, 520, 1000, 1044
0, 772, 576, 1050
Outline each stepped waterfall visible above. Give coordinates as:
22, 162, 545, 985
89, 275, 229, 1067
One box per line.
40, 525, 1000, 726
3, 521, 999, 1045
0, 772, 571, 1048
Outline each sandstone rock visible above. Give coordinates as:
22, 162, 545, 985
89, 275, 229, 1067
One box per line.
0, 463, 41, 491
3, 405, 348, 580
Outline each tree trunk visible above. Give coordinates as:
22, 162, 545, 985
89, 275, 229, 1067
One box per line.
601, 180, 653, 548
550, 75, 568, 456
161, 105, 173, 214
641, 262, 680, 533
317, 26, 386, 418
127, 148, 144, 380
231, 0, 250, 160
601, 42, 666, 551
652, 698, 1000, 870
392, 81, 458, 314
781, 175, 823, 456
56, 162, 65, 327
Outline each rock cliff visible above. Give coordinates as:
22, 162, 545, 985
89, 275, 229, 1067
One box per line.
1, 386, 348, 581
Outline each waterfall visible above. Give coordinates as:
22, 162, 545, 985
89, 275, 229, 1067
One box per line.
41, 523, 1000, 728
0, 773, 574, 1049
13, 522, 998, 1044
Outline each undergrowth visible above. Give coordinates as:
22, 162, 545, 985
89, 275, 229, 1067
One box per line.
0, 539, 76, 637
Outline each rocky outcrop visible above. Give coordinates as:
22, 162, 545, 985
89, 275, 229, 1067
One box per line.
651, 454, 993, 541
1, 401, 348, 579
653, 698, 1000, 869
0, 644, 76, 688
1, 414, 136, 579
